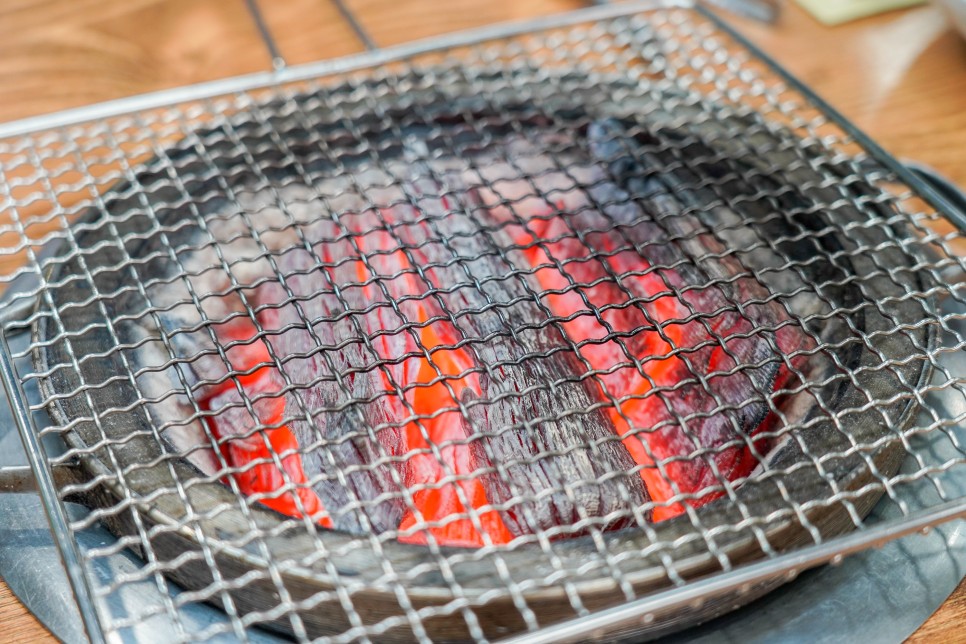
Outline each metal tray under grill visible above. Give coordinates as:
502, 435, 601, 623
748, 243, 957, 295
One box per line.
32, 71, 933, 641
0, 3, 963, 642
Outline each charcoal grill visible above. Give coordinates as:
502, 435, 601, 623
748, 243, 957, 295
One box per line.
0, 2, 964, 642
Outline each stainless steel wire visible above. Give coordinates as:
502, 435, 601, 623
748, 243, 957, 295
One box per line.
244, 0, 288, 70
0, 2, 964, 642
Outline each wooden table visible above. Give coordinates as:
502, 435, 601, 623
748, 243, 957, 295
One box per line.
0, 0, 965, 640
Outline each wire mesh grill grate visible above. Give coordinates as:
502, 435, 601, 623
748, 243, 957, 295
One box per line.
1, 3, 965, 642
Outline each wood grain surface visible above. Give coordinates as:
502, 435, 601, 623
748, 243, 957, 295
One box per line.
0, 0, 964, 641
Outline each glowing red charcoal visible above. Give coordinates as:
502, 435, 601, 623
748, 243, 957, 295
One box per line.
397, 319, 514, 547
512, 204, 799, 521
202, 320, 331, 527
349, 233, 514, 546
200, 233, 519, 546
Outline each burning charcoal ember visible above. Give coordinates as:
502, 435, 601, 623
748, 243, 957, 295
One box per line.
252, 269, 409, 535
187, 313, 327, 523
389, 183, 650, 536
326, 226, 514, 545
476, 118, 809, 519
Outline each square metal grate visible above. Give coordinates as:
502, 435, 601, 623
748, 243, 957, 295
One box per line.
0, 2, 965, 642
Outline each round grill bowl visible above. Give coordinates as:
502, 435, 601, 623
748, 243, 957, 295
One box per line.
34, 77, 933, 641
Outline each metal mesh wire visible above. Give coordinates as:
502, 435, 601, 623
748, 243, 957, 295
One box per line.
1, 3, 965, 642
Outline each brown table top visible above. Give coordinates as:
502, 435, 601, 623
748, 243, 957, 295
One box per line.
0, 0, 964, 641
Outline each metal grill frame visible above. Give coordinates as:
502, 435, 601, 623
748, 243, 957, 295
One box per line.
0, 1, 965, 642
